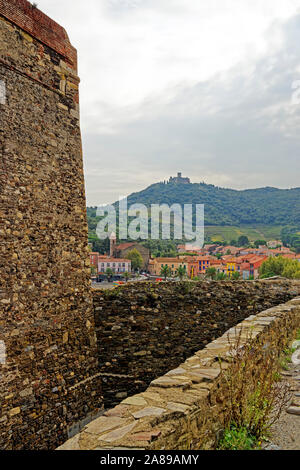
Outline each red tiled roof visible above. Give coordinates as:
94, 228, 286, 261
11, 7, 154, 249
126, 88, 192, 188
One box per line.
115, 243, 135, 251
98, 258, 131, 263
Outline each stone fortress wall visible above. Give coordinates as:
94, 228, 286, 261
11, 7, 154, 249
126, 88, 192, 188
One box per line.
93, 280, 300, 410
59, 292, 300, 450
0, 0, 102, 450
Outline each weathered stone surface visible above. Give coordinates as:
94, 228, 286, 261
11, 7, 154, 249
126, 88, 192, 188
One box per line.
57, 434, 80, 451
129, 430, 161, 442
150, 377, 191, 389
104, 405, 130, 418
99, 422, 137, 443
166, 368, 187, 376
286, 406, 300, 416
60, 294, 300, 451
132, 407, 166, 419
84, 417, 126, 435
292, 350, 300, 366
0, 0, 102, 450
93, 280, 300, 409
166, 402, 189, 413
123, 396, 148, 406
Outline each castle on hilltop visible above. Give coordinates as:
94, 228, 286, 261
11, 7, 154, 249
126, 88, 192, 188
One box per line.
168, 172, 191, 184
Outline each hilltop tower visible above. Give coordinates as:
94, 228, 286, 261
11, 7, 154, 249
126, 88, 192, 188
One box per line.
169, 172, 191, 184
0, 0, 102, 449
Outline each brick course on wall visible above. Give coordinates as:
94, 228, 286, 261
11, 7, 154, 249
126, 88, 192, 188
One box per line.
0, 1, 101, 450
93, 280, 300, 409
0, 0, 77, 70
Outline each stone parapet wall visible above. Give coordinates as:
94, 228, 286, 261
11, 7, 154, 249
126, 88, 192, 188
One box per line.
93, 280, 300, 409
59, 293, 300, 450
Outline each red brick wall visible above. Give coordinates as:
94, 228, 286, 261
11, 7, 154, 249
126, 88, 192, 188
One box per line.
0, 0, 77, 71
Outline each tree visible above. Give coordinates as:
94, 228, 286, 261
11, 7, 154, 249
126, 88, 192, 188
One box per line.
127, 249, 143, 272
205, 267, 217, 280
237, 236, 249, 247
259, 256, 300, 279
90, 238, 110, 254
160, 265, 172, 280
90, 266, 97, 276
176, 265, 186, 280
281, 226, 300, 252
216, 272, 228, 280
254, 239, 267, 248
106, 268, 113, 280
232, 271, 241, 280
122, 272, 130, 282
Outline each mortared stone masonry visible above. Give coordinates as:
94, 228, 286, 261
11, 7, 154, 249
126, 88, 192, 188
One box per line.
0, 0, 102, 450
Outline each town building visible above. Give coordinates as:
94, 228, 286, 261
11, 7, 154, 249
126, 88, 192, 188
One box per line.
267, 240, 283, 248
197, 256, 211, 274
90, 252, 100, 270
110, 239, 150, 270
149, 257, 187, 277
98, 257, 131, 274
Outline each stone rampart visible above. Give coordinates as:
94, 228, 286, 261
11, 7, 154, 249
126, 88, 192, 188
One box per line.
59, 290, 300, 450
93, 280, 300, 409
0, 0, 101, 450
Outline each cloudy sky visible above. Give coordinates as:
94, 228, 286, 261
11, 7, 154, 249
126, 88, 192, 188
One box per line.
38, 0, 300, 205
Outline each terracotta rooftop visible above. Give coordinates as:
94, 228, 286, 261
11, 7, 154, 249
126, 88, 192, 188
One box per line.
115, 243, 136, 251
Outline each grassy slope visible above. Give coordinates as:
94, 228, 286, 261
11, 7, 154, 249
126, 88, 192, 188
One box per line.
205, 225, 283, 242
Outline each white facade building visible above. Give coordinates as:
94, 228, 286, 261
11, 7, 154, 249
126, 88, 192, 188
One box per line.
98, 257, 131, 274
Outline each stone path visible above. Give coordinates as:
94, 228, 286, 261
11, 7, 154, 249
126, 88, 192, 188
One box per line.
265, 342, 300, 450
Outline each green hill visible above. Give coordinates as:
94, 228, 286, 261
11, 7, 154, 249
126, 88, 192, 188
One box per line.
87, 181, 300, 250
120, 182, 300, 226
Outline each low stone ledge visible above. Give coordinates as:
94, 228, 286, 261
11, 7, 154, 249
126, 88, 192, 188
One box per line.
58, 297, 300, 450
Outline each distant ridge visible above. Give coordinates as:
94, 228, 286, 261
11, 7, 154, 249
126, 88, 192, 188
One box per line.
112, 179, 300, 226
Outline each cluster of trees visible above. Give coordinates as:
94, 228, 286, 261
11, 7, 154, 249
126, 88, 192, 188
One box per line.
204, 267, 245, 281
281, 227, 300, 253
141, 240, 178, 258
206, 236, 269, 249
126, 249, 143, 271
159, 266, 246, 282
259, 257, 300, 279
160, 264, 187, 280
105, 269, 131, 282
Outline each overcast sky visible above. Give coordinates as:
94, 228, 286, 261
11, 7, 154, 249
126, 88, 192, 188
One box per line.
38, 0, 300, 205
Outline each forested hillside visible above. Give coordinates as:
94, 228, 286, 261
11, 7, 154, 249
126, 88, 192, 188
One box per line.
87, 182, 300, 251
114, 182, 300, 225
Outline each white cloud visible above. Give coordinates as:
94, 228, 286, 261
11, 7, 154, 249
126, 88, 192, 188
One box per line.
36, 1, 300, 205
